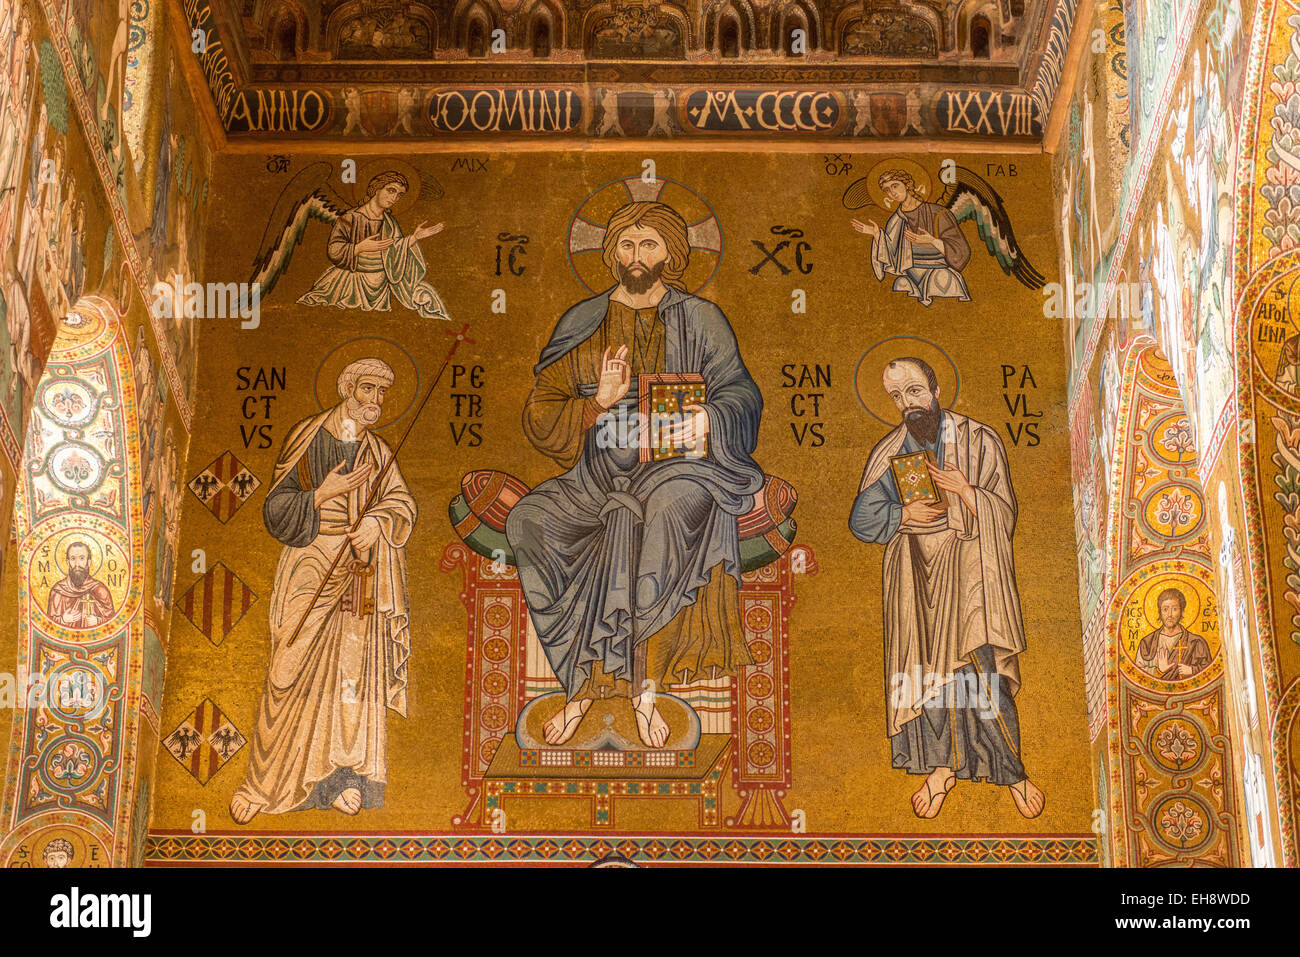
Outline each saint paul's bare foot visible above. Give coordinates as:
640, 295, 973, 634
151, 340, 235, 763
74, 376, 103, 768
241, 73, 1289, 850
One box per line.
1009, 778, 1045, 818
911, 767, 956, 819
332, 787, 363, 815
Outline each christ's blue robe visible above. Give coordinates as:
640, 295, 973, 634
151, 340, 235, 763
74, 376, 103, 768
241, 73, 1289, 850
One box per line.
507, 285, 763, 698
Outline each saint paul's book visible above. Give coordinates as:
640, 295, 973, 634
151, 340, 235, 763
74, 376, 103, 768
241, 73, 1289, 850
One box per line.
889, 449, 947, 508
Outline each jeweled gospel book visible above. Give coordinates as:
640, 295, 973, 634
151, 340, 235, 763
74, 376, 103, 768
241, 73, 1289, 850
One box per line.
638, 373, 708, 463
889, 449, 947, 508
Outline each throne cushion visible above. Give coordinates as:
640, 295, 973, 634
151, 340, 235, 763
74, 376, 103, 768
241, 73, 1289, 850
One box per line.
449, 469, 797, 572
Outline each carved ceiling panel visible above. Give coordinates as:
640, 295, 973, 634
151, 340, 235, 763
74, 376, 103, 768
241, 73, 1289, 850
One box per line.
181, 0, 1079, 142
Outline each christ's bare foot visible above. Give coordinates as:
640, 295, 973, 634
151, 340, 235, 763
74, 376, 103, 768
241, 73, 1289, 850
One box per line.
911, 767, 955, 819
543, 698, 590, 745
1009, 778, 1045, 819
332, 787, 363, 815
229, 793, 262, 825
633, 692, 670, 748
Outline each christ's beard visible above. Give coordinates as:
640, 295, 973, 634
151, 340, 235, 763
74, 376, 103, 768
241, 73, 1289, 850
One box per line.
903, 400, 941, 446
617, 260, 665, 296
69, 568, 88, 587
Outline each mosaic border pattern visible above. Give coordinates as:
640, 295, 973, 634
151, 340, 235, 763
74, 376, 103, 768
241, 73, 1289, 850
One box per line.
145, 832, 1100, 865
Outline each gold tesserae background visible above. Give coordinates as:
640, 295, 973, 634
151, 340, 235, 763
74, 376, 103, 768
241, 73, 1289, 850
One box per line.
152, 149, 1091, 837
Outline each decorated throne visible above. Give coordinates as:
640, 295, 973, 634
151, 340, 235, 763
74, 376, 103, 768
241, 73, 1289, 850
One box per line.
441, 469, 811, 830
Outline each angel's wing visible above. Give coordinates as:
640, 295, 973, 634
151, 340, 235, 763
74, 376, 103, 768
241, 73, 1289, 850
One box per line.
249, 162, 352, 296
419, 175, 444, 202
841, 175, 876, 211
939, 166, 1046, 290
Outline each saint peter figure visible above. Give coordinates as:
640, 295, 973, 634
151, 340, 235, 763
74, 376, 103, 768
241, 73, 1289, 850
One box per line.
850, 358, 1044, 819
230, 358, 416, 822
506, 201, 763, 748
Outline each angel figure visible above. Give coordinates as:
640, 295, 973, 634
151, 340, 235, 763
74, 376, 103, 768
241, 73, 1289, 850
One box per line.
250, 163, 451, 320
846, 166, 1044, 306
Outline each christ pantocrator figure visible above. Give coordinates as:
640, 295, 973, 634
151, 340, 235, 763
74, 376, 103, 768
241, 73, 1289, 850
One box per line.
506, 201, 764, 749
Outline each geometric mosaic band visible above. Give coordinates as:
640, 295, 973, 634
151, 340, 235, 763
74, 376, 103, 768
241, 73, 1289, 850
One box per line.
144, 833, 1099, 865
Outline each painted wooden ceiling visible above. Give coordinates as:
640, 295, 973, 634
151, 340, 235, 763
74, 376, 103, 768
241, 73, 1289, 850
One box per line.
184, 0, 1079, 141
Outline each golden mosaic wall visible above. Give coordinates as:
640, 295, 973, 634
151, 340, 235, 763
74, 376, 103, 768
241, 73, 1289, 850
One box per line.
127, 148, 1104, 863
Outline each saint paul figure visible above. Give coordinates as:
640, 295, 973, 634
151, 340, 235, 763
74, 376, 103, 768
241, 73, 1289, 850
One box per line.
506, 201, 764, 748
850, 357, 1044, 820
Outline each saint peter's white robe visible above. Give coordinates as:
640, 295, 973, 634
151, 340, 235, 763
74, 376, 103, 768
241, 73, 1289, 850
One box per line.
233, 405, 415, 813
